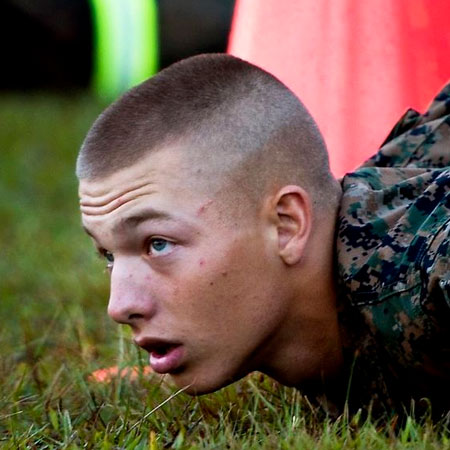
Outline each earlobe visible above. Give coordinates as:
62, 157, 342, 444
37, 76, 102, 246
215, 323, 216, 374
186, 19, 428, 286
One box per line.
274, 186, 312, 266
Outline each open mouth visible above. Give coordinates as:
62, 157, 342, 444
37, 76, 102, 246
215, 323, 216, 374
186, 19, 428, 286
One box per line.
135, 338, 184, 374
151, 343, 176, 358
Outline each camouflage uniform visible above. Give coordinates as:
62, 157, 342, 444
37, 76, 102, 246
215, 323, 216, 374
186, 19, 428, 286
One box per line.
336, 83, 450, 415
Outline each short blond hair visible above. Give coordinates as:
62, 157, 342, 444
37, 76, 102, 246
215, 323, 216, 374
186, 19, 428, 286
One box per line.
77, 53, 339, 210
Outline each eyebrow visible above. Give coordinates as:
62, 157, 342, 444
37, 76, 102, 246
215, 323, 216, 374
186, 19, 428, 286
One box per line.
82, 207, 180, 240
119, 208, 174, 229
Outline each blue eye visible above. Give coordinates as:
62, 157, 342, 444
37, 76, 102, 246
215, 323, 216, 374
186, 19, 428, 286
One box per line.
148, 238, 174, 255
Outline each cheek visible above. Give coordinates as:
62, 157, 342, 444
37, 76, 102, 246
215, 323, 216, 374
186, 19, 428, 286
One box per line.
157, 258, 235, 328
209, 244, 286, 327
180, 257, 269, 326
163, 232, 279, 327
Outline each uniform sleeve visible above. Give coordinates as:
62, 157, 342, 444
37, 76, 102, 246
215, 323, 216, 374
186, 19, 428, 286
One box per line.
422, 217, 450, 314
413, 211, 450, 397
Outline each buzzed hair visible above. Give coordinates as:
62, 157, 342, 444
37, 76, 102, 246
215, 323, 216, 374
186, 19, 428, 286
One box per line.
77, 53, 339, 210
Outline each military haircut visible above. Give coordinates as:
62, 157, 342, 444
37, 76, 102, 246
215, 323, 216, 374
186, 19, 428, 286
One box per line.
77, 53, 339, 212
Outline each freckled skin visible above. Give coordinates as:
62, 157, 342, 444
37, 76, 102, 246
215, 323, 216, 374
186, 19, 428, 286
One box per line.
79, 147, 342, 394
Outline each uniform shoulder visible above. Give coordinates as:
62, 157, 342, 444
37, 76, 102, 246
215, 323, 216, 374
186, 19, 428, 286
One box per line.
361, 82, 450, 170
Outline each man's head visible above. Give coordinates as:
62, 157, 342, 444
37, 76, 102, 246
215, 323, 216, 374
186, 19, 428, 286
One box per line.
77, 53, 337, 209
78, 54, 342, 394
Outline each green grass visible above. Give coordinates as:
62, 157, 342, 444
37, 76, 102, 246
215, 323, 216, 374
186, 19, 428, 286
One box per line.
0, 93, 448, 449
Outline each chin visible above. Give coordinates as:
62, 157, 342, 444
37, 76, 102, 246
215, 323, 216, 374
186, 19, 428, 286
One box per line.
169, 369, 243, 395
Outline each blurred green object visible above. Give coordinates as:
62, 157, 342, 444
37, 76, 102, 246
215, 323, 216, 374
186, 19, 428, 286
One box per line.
90, 0, 159, 99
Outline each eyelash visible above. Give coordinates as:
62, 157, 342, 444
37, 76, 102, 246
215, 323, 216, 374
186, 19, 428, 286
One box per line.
146, 237, 175, 256
97, 237, 175, 270
98, 249, 114, 272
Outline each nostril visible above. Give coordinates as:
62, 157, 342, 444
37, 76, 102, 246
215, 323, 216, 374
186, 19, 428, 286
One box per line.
129, 313, 144, 320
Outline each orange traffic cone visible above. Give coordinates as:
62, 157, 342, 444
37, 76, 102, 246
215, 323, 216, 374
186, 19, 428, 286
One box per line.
229, 0, 450, 176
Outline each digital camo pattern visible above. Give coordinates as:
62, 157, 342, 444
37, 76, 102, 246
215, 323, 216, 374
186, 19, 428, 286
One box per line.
336, 83, 450, 415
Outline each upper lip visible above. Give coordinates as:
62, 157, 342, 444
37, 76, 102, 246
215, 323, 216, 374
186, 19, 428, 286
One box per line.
134, 337, 180, 354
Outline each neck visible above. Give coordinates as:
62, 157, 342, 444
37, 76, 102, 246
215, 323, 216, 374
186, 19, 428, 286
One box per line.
259, 204, 343, 388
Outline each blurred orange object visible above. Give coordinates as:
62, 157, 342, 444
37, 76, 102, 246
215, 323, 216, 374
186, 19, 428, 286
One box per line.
89, 365, 153, 383
229, 0, 450, 176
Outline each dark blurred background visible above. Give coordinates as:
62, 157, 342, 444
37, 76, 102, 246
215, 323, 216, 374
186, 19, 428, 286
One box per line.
0, 0, 234, 92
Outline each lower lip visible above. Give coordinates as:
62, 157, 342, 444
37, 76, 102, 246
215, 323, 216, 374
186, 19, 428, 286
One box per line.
149, 346, 184, 374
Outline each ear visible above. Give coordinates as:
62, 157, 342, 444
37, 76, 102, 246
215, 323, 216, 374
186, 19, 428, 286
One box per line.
273, 185, 312, 265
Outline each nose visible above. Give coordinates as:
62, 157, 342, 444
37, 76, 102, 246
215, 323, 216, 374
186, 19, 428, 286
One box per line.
107, 257, 156, 326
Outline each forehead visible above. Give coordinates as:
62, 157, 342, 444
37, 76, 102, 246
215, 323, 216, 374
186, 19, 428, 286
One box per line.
79, 148, 221, 234
79, 148, 183, 197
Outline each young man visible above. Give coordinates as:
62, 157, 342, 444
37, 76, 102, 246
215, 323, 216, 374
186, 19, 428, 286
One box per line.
77, 54, 450, 415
